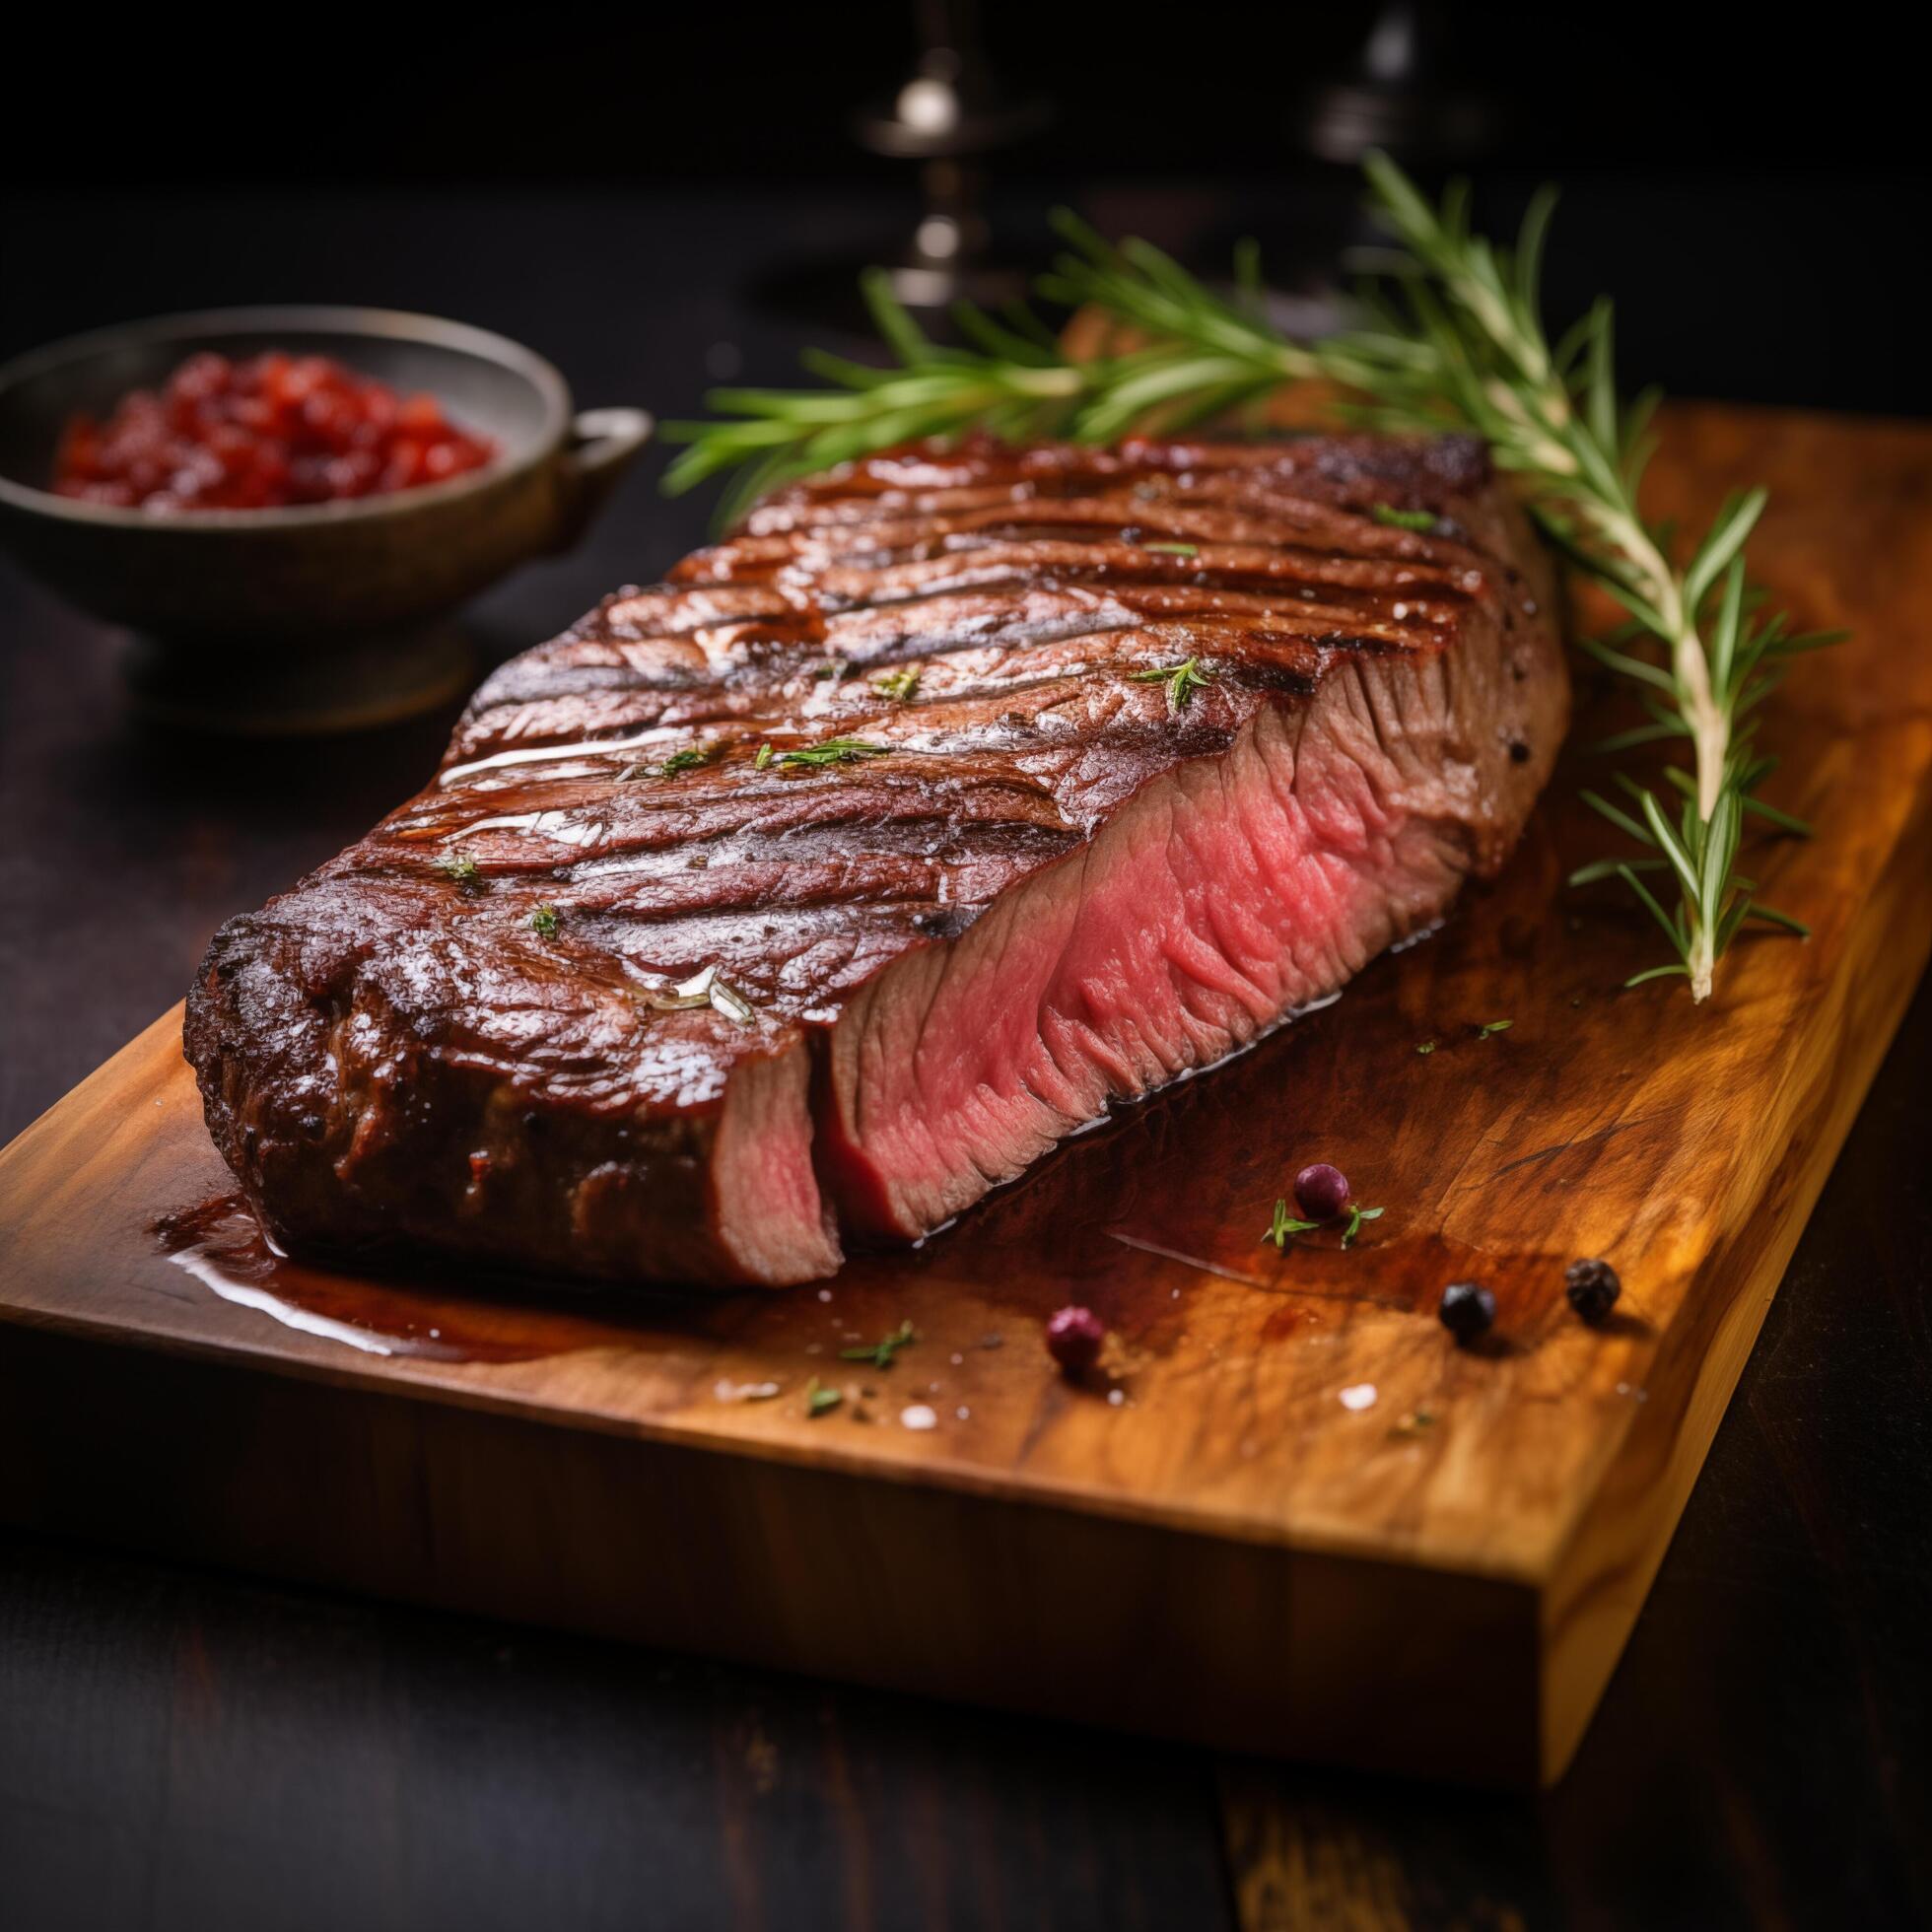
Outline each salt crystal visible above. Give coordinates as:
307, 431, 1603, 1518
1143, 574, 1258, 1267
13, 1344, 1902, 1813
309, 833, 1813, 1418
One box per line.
1107, 1389, 1125, 1407
900, 1404, 938, 1431
954, 1406, 970, 1421
1339, 1383, 1378, 1412
715, 1378, 781, 1403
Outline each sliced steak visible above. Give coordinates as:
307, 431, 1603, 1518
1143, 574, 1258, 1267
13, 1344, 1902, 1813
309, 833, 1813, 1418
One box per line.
185, 434, 1565, 1286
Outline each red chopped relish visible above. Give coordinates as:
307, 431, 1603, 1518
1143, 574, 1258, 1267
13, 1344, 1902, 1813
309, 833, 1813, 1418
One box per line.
51, 351, 497, 511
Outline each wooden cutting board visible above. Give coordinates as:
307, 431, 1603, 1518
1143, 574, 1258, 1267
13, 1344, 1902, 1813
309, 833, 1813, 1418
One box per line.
2, 402, 1928, 1788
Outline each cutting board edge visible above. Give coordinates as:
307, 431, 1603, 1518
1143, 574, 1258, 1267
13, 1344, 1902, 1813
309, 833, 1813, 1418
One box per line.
0, 1313, 1553, 1787
0, 1280, 1557, 1586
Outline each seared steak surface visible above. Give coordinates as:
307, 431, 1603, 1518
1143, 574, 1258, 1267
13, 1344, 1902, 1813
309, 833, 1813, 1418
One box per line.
186, 435, 1566, 1286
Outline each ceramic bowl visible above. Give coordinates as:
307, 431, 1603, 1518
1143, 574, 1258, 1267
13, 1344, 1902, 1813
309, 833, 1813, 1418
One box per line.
0, 306, 652, 729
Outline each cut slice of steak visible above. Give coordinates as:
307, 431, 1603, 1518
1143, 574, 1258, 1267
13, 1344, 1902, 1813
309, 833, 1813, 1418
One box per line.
185, 434, 1566, 1287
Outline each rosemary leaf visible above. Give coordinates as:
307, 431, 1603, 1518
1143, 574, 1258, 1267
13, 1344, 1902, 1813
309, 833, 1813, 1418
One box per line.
1341, 1205, 1385, 1249
776, 737, 892, 769
1128, 656, 1212, 712
838, 1319, 917, 1368
1262, 1200, 1322, 1251
1370, 504, 1438, 532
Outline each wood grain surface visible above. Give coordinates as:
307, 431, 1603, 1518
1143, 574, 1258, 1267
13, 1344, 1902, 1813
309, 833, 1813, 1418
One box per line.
2, 401, 1929, 1788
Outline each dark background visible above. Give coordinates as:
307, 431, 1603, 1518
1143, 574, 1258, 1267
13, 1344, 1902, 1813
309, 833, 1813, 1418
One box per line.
3, 6, 1930, 1929
6, 1, 1930, 418
13, 4, 1931, 180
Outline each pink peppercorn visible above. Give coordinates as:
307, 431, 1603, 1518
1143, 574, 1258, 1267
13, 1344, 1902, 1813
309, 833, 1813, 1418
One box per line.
1045, 1304, 1106, 1375
1294, 1162, 1351, 1221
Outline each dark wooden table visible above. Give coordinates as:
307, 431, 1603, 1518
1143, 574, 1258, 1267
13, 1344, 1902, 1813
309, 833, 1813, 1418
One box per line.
3, 181, 1928, 1932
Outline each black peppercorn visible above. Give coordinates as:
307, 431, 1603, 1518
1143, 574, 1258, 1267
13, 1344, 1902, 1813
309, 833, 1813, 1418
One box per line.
1438, 1280, 1495, 1344
1564, 1258, 1622, 1324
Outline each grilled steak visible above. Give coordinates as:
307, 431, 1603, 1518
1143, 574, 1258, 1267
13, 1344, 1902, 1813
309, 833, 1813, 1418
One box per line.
185, 434, 1566, 1287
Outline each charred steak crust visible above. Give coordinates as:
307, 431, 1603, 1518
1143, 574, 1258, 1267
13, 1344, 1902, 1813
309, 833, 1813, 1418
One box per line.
185, 434, 1566, 1286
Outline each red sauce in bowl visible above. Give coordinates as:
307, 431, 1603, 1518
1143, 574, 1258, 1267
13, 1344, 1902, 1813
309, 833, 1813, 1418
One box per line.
52, 351, 498, 511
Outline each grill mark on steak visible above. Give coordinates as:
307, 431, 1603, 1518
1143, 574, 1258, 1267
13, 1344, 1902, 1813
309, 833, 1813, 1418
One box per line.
185, 433, 1565, 1287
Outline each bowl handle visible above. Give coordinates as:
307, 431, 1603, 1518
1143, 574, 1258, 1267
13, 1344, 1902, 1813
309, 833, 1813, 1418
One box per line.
549, 406, 654, 553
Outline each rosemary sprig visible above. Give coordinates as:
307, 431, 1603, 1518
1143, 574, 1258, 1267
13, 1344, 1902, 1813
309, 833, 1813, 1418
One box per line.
775, 737, 892, 769
1129, 656, 1213, 712
661, 222, 1319, 527
661, 271, 1099, 527
1322, 155, 1829, 1000
1340, 1205, 1385, 1249
1263, 1200, 1322, 1251
872, 666, 922, 702
839, 1319, 917, 1369
663, 158, 1835, 1000
1262, 1199, 1384, 1250
622, 744, 715, 781
656, 746, 713, 778
1370, 503, 1439, 532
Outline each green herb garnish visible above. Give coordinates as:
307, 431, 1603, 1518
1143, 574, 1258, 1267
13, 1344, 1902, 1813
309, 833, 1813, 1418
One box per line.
439, 854, 480, 886
776, 737, 891, 769
1263, 1199, 1322, 1251
1370, 504, 1438, 532
872, 666, 922, 702
1340, 1205, 1385, 1249
1415, 1040, 1436, 1056
656, 746, 713, 778
1478, 1019, 1513, 1038
839, 1318, 916, 1368
812, 658, 851, 683
753, 742, 775, 770
643, 963, 756, 1025
529, 904, 560, 938
805, 1377, 842, 1417
1142, 540, 1200, 557
1129, 656, 1212, 713
1264, 1198, 1383, 1250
